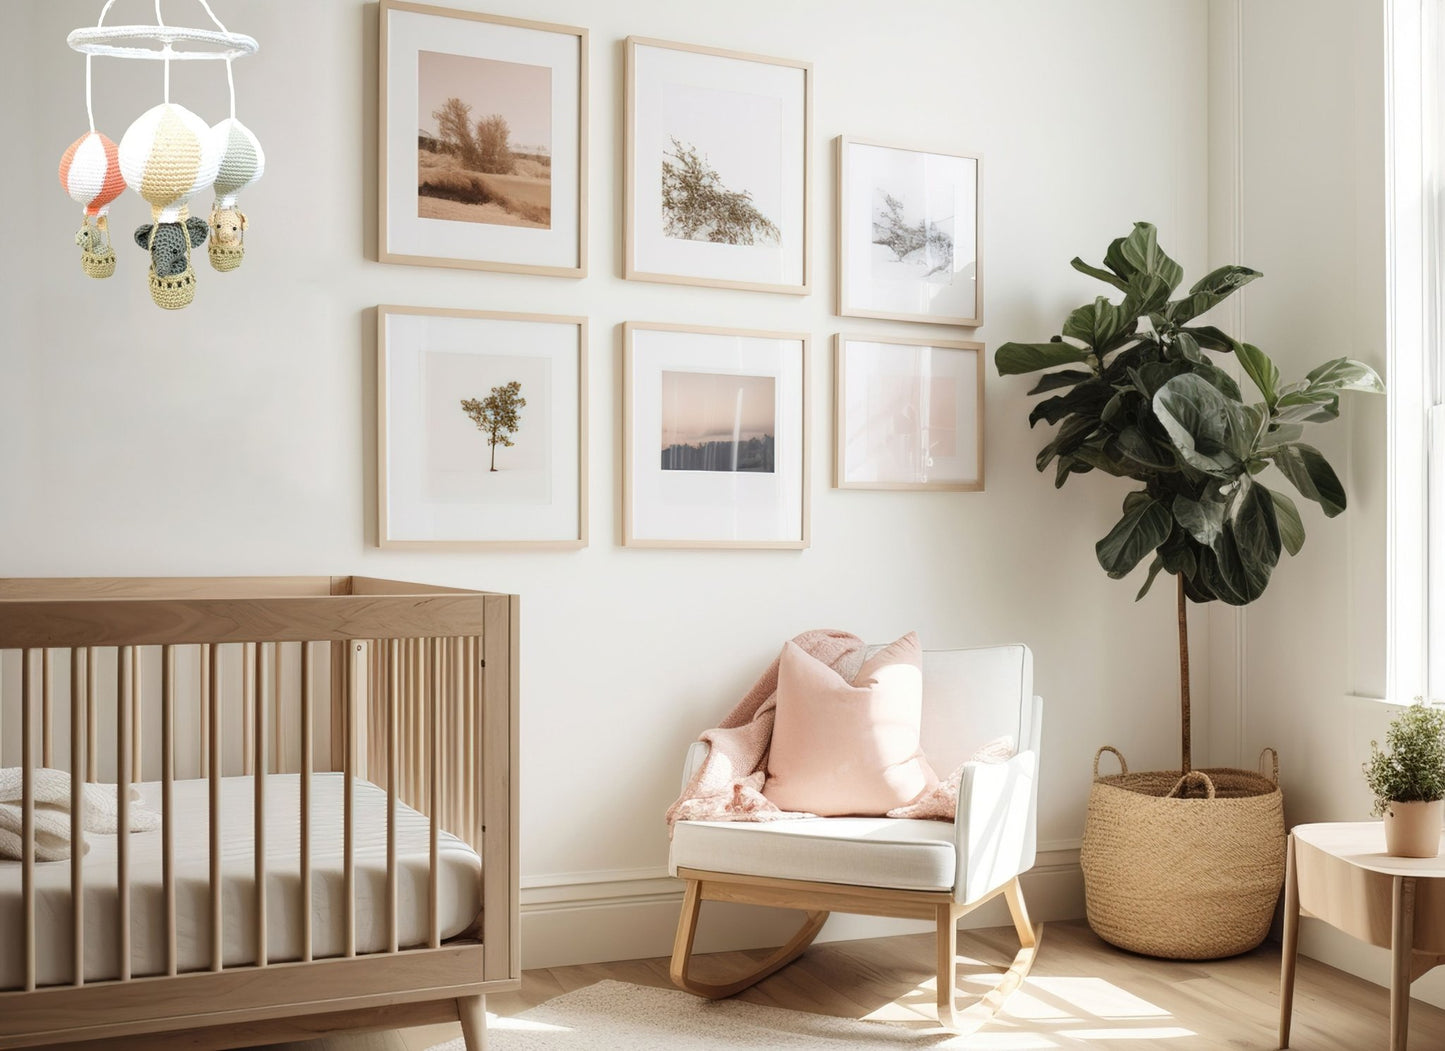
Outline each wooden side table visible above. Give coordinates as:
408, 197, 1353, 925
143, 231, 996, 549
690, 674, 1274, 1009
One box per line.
1280, 822, 1445, 1050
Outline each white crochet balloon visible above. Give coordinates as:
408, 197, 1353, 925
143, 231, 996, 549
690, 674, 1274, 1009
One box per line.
118, 102, 222, 221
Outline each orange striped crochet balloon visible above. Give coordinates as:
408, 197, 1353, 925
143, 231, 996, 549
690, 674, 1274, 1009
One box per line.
57, 131, 124, 217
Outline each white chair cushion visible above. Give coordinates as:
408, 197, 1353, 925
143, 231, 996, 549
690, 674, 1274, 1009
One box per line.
670, 817, 956, 892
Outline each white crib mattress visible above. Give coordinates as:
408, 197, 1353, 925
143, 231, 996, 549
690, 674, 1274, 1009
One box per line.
0, 773, 483, 989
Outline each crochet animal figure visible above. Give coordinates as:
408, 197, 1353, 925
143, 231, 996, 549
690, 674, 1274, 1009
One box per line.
134, 216, 209, 309
207, 205, 247, 270
57, 131, 124, 279
206, 118, 264, 272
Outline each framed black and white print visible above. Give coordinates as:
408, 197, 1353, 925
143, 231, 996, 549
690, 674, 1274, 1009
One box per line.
837, 136, 981, 326
379, 0, 587, 276
377, 306, 588, 548
623, 322, 809, 548
625, 37, 811, 295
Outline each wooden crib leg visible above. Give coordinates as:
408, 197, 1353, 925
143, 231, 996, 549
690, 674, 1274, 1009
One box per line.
457, 994, 487, 1051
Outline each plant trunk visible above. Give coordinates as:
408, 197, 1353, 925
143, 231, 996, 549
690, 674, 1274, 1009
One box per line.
1178, 573, 1191, 774
489, 433, 498, 472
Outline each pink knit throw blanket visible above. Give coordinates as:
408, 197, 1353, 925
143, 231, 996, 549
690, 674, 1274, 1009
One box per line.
664, 629, 866, 830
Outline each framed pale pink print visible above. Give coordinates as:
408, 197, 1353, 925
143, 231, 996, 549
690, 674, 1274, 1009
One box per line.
837, 136, 982, 326
623, 322, 809, 548
834, 334, 984, 491
379, 0, 587, 276
377, 305, 587, 548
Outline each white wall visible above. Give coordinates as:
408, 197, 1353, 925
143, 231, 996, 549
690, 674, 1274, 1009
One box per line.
1206, 0, 1445, 1008
0, 0, 1212, 965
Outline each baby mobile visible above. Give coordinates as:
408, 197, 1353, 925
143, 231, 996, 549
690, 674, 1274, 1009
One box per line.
62, 1, 263, 310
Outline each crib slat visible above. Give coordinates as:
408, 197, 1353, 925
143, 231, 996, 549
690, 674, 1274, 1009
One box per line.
208, 643, 223, 972
86, 647, 98, 783
162, 644, 176, 976
254, 642, 267, 968
273, 642, 285, 774
242, 642, 255, 776
429, 637, 441, 949
42, 649, 53, 769
344, 641, 356, 958
22, 649, 36, 992
387, 637, 399, 954
131, 650, 142, 781
70, 648, 85, 986
199, 643, 210, 780
117, 645, 132, 982
300, 641, 313, 964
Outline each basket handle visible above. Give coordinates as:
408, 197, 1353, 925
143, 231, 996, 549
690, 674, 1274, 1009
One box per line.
1259, 747, 1279, 785
1093, 745, 1128, 780
1167, 770, 1217, 800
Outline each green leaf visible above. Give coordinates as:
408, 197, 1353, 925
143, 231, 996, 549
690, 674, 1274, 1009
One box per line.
1136, 556, 1166, 601
1111, 426, 1179, 470
1235, 342, 1281, 407
1268, 443, 1347, 517
1062, 297, 1136, 352
1174, 331, 1205, 364
1165, 265, 1262, 324
1124, 274, 1174, 316
1035, 414, 1097, 472
1227, 478, 1281, 599
1268, 487, 1305, 556
1152, 373, 1250, 476
1181, 325, 1241, 353
1303, 357, 1386, 394
1095, 497, 1172, 579
1274, 389, 1341, 424
1029, 384, 1111, 428
995, 341, 1093, 376
1173, 492, 1226, 546
1116, 222, 1185, 292
1027, 369, 1094, 395
1070, 256, 1130, 292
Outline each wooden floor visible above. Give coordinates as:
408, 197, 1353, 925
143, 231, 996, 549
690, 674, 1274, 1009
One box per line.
254, 921, 1445, 1050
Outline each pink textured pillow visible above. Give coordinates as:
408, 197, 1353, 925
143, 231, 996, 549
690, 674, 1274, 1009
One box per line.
886, 736, 1016, 821
762, 632, 938, 816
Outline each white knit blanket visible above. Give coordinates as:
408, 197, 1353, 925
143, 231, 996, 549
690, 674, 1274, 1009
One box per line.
0, 768, 160, 862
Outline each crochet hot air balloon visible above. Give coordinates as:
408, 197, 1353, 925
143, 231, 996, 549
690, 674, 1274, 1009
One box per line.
119, 102, 222, 309
57, 131, 125, 279
206, 117, 264, 272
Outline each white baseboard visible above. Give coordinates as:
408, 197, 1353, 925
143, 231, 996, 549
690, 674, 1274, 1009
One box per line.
519, 847, 1085, 970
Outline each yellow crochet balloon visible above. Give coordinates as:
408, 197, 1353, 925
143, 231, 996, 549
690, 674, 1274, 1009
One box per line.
118, 102, 222, 221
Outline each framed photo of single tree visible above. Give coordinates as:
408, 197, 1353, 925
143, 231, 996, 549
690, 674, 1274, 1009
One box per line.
378, 0, 587, 276
624, 37, 811, 295
377, 305, 587, 548
834, 334, 984, 491
623, 322, 809, 548
837, 137, 982, 326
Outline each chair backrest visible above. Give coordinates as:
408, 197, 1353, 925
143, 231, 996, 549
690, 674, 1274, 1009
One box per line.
865, 643, 1036, 774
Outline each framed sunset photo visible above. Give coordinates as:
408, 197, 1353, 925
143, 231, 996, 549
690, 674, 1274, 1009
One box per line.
624, 37, 811, 295
378, 1, 587, 275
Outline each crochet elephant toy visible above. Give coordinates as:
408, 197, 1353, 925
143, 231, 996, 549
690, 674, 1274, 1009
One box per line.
134, 216, 208, 310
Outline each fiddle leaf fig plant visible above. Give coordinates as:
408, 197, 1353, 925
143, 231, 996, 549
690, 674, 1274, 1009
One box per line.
996, 222, 1384, 772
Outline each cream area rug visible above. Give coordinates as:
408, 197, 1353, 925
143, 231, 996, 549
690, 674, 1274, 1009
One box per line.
426, 980, 971, 1050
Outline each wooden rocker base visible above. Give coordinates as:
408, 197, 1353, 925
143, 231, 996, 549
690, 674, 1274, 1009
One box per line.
669, 868, 1041, 1031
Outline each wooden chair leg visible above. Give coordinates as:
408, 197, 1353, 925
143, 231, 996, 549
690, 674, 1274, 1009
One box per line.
937, 881, 1043, 1033
936, 903, 961, 1029
669, 878, 829, 999
457, 994, 486, 1051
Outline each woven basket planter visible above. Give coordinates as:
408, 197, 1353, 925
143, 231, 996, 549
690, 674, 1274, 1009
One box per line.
1080, 745, 1285, 960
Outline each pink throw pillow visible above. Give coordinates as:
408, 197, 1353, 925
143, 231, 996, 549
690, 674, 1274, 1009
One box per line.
762, 632, 939, 816
885, 736, 1017, 821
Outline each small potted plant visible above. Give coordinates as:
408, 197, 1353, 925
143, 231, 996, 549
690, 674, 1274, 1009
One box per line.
1364, 702, 1445, 858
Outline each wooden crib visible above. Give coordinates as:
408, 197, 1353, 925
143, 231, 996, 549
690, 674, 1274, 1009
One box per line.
0, 576, 518, 1051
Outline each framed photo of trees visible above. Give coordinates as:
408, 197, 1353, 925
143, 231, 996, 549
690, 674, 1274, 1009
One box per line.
837, 137, 982, 326
624, 37, 811, 295
378, 0, 587, 276
623, 322, 809, 548
377, 305, 587, 548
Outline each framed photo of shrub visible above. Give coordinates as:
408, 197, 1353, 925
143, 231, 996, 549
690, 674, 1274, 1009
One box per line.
377, 305, 587, 547
837, 137, 981, 326
624, 37, 811, 295
378, 0, 587, 276
623, 322, 809, 548
834, 334, 984, 491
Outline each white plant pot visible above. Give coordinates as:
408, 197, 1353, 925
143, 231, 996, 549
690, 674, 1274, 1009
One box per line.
1383, 799, 1445, 858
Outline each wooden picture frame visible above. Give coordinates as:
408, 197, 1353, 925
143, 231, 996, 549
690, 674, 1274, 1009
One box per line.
837, 136, 982, 326
833, 333, 985, 491
624, 37, 812, 295
623, 322, 810, 548
378, 0, 588, 276
377, 305, 588, 548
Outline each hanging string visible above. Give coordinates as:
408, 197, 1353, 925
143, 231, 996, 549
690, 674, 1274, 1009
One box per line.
225, 56, 235, 119
155, 0, 171, 103
84, 55, 95, 132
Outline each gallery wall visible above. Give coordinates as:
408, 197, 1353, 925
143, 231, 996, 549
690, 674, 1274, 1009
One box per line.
0, 0, 1212, 965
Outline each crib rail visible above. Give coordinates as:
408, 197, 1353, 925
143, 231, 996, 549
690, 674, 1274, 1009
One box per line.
0, 576, 518, 1039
